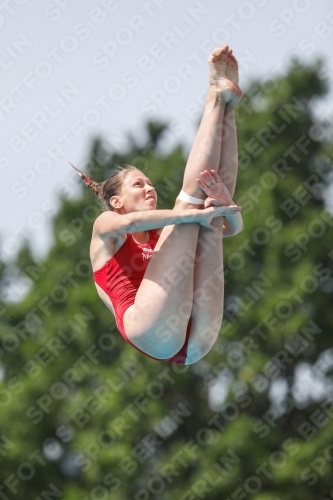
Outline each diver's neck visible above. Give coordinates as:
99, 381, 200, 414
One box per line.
130, 230, 149, 244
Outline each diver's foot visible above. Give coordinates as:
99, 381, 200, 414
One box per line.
208, 46, 242, 105
225, 47, 242, 108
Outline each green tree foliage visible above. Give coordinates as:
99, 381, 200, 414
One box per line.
0, 60, 332, 500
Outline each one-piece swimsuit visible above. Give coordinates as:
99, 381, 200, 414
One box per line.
93, 230, 191, 364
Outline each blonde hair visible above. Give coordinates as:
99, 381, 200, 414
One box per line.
68, 161, 140, 212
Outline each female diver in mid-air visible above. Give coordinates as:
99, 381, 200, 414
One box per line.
70, 45, 244, 365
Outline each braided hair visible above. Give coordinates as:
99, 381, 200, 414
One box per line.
68, 161, 140, 212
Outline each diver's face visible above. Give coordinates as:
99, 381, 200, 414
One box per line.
111, 171, 157, 213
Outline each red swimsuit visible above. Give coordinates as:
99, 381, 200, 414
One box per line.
93, 230, 191, 364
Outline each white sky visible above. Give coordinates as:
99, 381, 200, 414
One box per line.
1, 0, 333, 264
